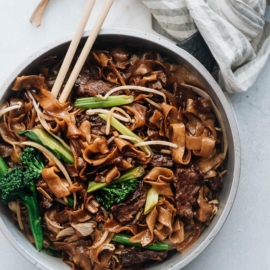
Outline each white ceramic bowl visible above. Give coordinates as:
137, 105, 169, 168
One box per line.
0, 29, 241, 270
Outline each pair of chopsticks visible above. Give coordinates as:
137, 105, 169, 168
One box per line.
51, 0, 114, 103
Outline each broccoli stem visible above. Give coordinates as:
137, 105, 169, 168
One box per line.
112, 233, 170, 251
0, 157, 8, 178
18, 191, 44, 252
18, 129, 74, 164
87, 166, 144, 193
74, 95, 134, 109
0, 149, 44, 251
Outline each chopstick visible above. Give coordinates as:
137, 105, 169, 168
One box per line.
51, 0, 96, 98
58, 0, 114, 103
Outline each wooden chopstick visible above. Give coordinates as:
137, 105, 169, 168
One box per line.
51, 0, 96, 98
58, 0, 114, 103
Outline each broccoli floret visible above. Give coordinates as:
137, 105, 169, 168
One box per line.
0, 167, 25, 203
0, 147, 45, 203
20, 147, 44, 175
0, 147, 45, 251
94, 179, 139, 210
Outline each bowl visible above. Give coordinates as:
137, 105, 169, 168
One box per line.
0, 29, 240, 270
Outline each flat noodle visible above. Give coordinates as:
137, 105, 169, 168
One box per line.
174, 224, 202, 254
195, 186, 214, 223
99, 166, 120, 185
114, 137, 147, 163
169, 219, 185, 244
89, 230, 115, 267
129, 206, 158, 246
83, 138, 120, 166
11, 75, 44, 91
79, 120, 92, 145
103, 219, 138, 235
0, 122, 22, 163
123, 103, 147, 130
160, 102, 179, 138
130, 198, 177, 245
143, 167, 174, 196
42, 166, 70, 198
169, 123, 191, 165
182, 83, 228, 158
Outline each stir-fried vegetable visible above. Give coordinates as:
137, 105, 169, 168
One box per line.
42, 247, 62, 258
19, 129, 74, 164
87, 166, 144, 193
0, 148, 44, 251
0, 157, 8, 178
144, 187, 159, 215
74, 95, 134, 109
94, 179, 139, 210
0, 102, 22, 118
112, 233, 170, 251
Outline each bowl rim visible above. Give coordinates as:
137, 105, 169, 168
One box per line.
0, 28, 241, 270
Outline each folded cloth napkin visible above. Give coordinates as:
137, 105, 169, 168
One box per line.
142, 0, 270, 93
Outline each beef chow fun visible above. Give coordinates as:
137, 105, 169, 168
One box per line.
0, 43, 227, 269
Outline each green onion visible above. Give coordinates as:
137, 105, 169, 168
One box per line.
98, 114, 153, 155
144, 187, 159, 214
112, 233, 170, 251
42, 248, 62, 258
74, 95, 134, 109
67, 197, 74, 207
87, 166, 144, 193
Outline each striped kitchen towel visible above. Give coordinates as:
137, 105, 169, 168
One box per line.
141, 0, 270, 93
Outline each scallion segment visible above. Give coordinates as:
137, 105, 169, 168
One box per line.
144, 187, 159, 215
112, 233, 170, 251
74, 95, 134, 109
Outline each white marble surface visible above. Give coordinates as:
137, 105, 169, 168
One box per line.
0, 1, 270, 269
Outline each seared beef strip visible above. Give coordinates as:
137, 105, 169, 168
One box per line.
75, 114, 115, 136
173, 166, 203, 221
119, 247, 168, 267
147, 127, 160, 140
75, 74, 113, 97
206, 175, 223, 192
110, 181, 148, 224
38, 195, 53, 209
148, 153, 174, 168
88, 115, 114, 135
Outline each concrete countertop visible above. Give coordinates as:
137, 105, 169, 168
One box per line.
0, 1, 269, 269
